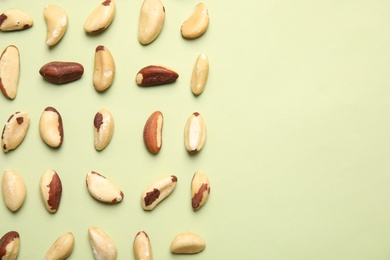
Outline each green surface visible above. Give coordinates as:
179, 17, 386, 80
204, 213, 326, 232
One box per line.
2, 0, 390, 259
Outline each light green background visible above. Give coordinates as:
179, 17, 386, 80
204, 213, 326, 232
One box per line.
2, 0, 390, 259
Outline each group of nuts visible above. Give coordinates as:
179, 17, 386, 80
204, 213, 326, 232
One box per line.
1, 0, 211, 259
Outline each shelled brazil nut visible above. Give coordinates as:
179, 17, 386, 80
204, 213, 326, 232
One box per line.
0, 45, 20, 99
141, 175, 177, 210
0, 231, 20, 259
40, 169, 62, 214
43, 4, 68, 47
170, 232, 206, 254
39, 106, 64, 148
0, 8, 33, 31
143, 111, 163, 154
184, 112, 207, 153
88, 226, 117, 260
138, 0, 165, 45
39, 61, 84, 84
45, 232, 74, 260
136, 65, 178, 87
94, 108, 114, 151
191, 53, 209, 96
1, 169, 26, 212
1, 111, 30, 152
93, 45, 115, 92
86, 171, 124, 204
133, 231, 153, 260
181, 3, 209, 39
191, 170, 210, 211
83, 0, 116, 34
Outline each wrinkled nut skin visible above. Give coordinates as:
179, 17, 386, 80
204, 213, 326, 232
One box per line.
0, 8, 33, 31
93, 45, 115, 92
0, 231, 20, 260
133, 231, 153, 260
1, 111, 30, 152
191, 171, 210, 211
0, 45, 20, 99
2, 169, 26, 212
45, 232, 74, 260
136, 65, 178, 87
39, 61, 84, 84
170, 232, 206, 254
39, 106, 64, 148
86, 171, 124, 204
83, 0, 116, 33
40, 169, 62, 213
141, 175, 177, 210
143, 111, 163, 154
94, 108, 114, 151
181, 3, 209, 39
44, 4, 68, 46
138, 0, 165, 45
88, 226, 117, 260
184, 112, 207, 153
191, 53, 209, 96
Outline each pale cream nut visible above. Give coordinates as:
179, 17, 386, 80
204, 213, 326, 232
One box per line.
191, 170, 210, 210
1, 169, 26, 212
0, 45, 20, 99
138, 0, 165, 45
0, 8, 33, 31
141, 175, 177, 210
44, 4, 68, 46
93, 46, 115, 92
191, 53, 209, 96
170, 232, 206, 254
181, 3, 209, 39
1, 111, 30, 152
184, 112, 206, 153
45, 232, 74, 260
83, 0, 116, 33
88, 226, 117, 260
40, 169, 62, 213
0, 231, 20, 260
86, 171, 124, 204
133, 231, 153, 260
143, 111, 163, 154
94, 108, 114, 151
39, 107, 64, 148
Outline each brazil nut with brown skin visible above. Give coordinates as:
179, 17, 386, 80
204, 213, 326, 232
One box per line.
39, 106, 64, 148
141, 175, 177, 210
136, 65, 178, 86
0, 231, 20, 260
94, 108, 114, 151
40, 169, 62, 213
143, 111, 163, 154
191, 170, 210, 210
39, 61, 84, 84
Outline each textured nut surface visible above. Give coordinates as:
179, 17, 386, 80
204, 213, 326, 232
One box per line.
44, 4, 68, 46
45, 232, 74, 260
133, 231, 153, 260
1, 111, 30, 152
170, 232, 206, 254
39, 106, 64, 148
93, 46, 115, 92
0, 231, 20, 260
0, 45, 20, 99
191, 170, 210, 210
88, 226, 117, 260
143, 111, 163, 154
1, 169, 26, 212
184, 112, 206, 152
94, 108, 114, 151
136, 65, 178, 87
138, 0, 165, 45
40, 169, 62, 213
86, 171, 123, 204
83, 0, 116, 33
181, 3, 209, 39
191, 53, 209, 96
0, 8, 33, 31
39, 61, 84, 84
141, 175, 177, 210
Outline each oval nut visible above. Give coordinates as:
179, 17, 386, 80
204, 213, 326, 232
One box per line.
39, 106, 64, 148
83, 0, 116, 33
136, 65, 178, 87
1, 111, 30, 152
44, 4, 68, 47
170, 232, 206, 254
0, 8, 33, 31
181, 3, 209, 39
93, 45, 115, 92
86, 171, 124, 204
2, 169, 26, 212
143, 111, 163, 154
184, 112, 206, 153
45, 232, 74, 260
191, 53, 209, 96
0, 45, 20, 99
0, 231, 20, 260
40, 169, 62, 214
138, 0, 165, 45
88, 226, 117, 260
141, 175, 177, 210
94, 108, 114, 151
133, 231, 153, 260
191, 170, 210, 210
